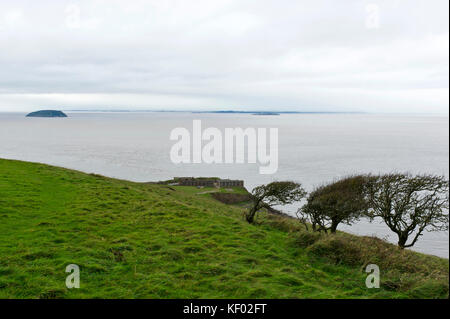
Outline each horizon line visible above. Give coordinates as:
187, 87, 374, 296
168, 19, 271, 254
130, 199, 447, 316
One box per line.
0, 109, 449, 116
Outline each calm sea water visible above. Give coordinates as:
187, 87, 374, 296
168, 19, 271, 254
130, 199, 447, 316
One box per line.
0, 112, 448, 257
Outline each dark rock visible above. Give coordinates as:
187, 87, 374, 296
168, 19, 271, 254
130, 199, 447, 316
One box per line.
26, 110, 67, 118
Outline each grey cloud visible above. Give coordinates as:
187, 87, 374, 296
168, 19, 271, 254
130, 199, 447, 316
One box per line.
0, 0, 448, 112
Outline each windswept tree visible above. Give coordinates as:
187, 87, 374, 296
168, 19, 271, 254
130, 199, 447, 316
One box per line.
246, 181, 306, 223
365, 173, 449, 249
298, 175, 370, 233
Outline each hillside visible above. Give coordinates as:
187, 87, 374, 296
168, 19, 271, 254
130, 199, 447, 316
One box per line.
0, 158, 448, 298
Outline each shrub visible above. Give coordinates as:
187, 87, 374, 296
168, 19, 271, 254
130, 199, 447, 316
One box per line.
265, 214, 302, 233
295, 231, 323, 248
300, 231, 448, 295
306, 235, 363, 266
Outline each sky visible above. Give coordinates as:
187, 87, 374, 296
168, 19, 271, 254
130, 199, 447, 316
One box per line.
0, 0, 448, 113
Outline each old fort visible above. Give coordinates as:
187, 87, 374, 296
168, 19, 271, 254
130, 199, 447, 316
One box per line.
173, 177, 244, 188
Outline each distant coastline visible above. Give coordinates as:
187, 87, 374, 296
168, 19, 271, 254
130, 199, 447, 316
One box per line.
65, 109, 365, 114
252, 112, 280, 116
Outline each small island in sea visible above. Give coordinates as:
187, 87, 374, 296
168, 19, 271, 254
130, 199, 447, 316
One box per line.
26, 110, 67, 118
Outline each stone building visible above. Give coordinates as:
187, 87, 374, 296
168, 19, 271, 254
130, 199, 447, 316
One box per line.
217, 179, 244, 187
174, 177, 244, 188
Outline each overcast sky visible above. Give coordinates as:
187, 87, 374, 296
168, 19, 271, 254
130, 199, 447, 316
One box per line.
0, 0, 448, 113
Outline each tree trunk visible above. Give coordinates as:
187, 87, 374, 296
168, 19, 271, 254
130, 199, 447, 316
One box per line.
246, 206, 258, 223
397, 233, 408, 249
330, 222, 338, 233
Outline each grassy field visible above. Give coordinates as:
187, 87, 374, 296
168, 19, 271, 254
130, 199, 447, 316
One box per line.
0, 158, 448, 298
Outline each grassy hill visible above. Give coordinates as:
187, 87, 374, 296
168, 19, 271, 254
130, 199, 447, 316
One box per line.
0, 158, 448, 298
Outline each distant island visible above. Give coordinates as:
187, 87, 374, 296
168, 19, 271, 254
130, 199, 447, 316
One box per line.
252, 112, 280, 116
66, 109, 364, 114
26, 110, 67, 118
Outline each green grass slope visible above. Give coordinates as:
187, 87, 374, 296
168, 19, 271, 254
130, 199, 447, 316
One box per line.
0, 159, 448, 298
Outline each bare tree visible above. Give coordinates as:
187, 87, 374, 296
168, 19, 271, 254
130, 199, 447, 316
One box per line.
298, 175, 369, 233
246, 181, 306, 223
365, 173, 449, 248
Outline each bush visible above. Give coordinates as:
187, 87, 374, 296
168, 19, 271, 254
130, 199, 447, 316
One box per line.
409, 280, 450, 299
306, 235, 363, 266
265, 214, 302, 233
295, 231, 323, 247
299, 231, 449, 296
